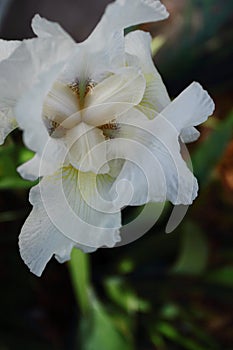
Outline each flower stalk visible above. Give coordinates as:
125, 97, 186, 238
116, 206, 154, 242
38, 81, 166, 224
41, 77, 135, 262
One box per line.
69, 248, 92, 315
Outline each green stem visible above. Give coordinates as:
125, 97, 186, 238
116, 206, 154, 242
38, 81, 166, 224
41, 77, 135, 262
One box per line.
68, 248, 92, 315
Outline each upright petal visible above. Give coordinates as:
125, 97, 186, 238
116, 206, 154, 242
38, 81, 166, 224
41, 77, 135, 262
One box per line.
0, 39, 20, 61
32, 14, 74, 41
13, 37, 75, 156
88, 0, 169, 48
125, 30, 170, 117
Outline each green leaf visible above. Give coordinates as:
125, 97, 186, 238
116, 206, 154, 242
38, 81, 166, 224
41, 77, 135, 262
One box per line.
80, 299, 133, 350
172, 222, 208, 275
192, 111, 233, 186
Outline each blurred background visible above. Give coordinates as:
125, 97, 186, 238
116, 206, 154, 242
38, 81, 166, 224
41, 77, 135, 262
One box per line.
0, 0, 233, 349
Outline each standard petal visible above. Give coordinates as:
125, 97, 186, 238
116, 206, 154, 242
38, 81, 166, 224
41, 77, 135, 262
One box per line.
32, 14, 74, 41
83, 67, 146, 126
13, 37, 75, 155
64, 122, 109, 173
88, 0, 169, 48
36, 167, 121, 250
125, 30, 170, 118
0, 39, 21, 61
19, 185, 95, 276
161, 82, 215, 132
108, 109, 198, 205
0, 32, 75, 153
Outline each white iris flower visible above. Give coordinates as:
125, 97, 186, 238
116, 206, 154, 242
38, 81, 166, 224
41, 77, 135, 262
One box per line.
0, 0, 214, 276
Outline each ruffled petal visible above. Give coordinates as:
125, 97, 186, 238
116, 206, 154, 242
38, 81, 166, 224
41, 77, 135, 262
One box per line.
64, 122, 109, 173
83, 67, 146, 126
88, 0, 169, 48
32, 14, 74, 41
19, 185, 95, 276
180, 126, 200, 143
125, 30, 170, 117
108, 108, 198, 205
161, 82, 215, 132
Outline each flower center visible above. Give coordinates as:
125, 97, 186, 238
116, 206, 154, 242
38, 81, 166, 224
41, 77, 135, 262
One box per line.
42, 79, 96, 138
68, 79, 95, 109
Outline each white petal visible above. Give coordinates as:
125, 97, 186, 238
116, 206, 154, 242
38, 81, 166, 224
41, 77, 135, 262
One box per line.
17, 155, 41, 181
36, 167, 121, 250
0, 34, 75, 152
59, 44, 114, 86
108, 109, 198, 205
13, 37, 75, 155
180, 126, 200, 143
0, 39, 21, 62
43, 80, 80, 126
19, 185, 95, 276
17, 150, 68, 181
0, 109, 17, 145
64, 122, 109, 173
161, 82, 215, 132
0, 39, 21, 143
125, 30, 170, 116
32, 14, 74, 41
83, 67, 146, 126
88, 0, 169, 48
0, 34, 74, 155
